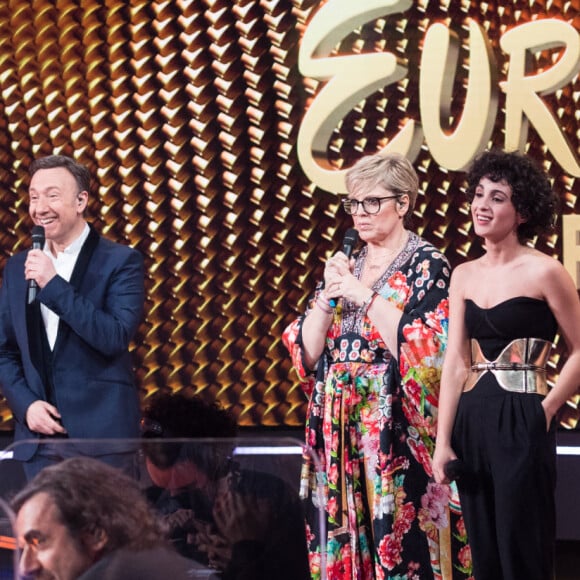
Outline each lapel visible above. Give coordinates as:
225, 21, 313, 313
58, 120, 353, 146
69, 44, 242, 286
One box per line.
25, 296, 47, 388
24, 225, 100, 399
52, 225, 100, 352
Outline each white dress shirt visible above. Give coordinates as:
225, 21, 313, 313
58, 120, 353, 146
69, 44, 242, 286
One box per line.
41, 223, 90, 350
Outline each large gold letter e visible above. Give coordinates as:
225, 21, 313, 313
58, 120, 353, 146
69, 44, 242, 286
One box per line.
297, 0, 414, 194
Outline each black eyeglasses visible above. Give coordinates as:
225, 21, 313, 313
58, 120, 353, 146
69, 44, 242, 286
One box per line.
140, 417, 164, 437
342, 195, 400, 215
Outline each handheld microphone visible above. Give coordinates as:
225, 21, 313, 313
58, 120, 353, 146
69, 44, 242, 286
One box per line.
329, 228, 359, 308
443, 459, 465, 482
27, 225, 45, 304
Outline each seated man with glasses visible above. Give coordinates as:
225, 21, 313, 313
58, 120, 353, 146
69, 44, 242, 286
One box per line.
140, 391, 310, 580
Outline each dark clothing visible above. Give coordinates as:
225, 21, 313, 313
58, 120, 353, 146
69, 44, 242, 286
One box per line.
78, 546, 217, 580
0, 226, 144, 464
147, 466, 310, 580
223, 468, 310, 580
145, 484, 213, 566
21, 441, 138, 481
453, 298, 558, 580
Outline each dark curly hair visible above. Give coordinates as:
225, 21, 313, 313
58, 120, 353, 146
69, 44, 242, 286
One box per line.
141, 392, 238, 475
11, 457, 166, 555
465, 150, 558, 241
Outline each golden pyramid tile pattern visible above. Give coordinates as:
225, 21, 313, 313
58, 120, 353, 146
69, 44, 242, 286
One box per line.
0, 0, 577, 428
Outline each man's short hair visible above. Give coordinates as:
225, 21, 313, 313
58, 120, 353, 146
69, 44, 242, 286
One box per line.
30, 154, 91, 195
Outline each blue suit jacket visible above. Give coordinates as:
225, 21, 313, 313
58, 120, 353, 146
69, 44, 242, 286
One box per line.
0, 226, 145, 460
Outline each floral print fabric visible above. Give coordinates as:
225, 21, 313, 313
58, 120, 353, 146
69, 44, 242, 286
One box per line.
283, 233, 473, 580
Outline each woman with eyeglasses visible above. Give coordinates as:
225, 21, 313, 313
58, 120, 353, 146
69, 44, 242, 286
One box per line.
283, 152, 471, 579
433, 150, 580, 580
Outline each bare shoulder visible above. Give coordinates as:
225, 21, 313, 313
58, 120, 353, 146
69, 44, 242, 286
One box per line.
523, 251, 577, 307
449, 259, 483, 302
532, 251, 568, 278
451, 259, 482, 284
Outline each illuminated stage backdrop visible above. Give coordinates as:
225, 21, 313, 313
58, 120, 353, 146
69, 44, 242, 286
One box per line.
0, 0, 577, 429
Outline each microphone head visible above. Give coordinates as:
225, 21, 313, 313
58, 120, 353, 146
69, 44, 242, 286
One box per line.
31, 225, 45, 245
342, 228, 359, 257
344, 227, 359, 244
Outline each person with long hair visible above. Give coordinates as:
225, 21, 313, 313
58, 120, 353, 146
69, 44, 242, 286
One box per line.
141, 391, 310, 580
12, 456, 214, 579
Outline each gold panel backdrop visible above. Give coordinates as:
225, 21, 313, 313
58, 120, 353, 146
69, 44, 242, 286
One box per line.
0, 0, 577, 429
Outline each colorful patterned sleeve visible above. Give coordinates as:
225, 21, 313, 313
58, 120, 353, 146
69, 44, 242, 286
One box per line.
395, 243, 451, 471
281, 293, 318, 396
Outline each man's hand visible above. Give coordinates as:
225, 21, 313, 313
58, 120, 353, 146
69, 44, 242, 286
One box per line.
193, 519, 232, 571
25, 401, 67, 435
24, 249, 57, 289
162, 508, 196, 534
213, 490, 271, 544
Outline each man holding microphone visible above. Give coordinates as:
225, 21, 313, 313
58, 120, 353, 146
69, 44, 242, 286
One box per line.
0, 154, 145, 479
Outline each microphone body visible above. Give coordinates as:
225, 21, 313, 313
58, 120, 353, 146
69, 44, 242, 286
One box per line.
328, 228, 359, 308
27, 225, 46, 304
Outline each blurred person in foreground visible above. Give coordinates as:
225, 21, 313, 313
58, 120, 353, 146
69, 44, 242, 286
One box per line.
141, 391, 310, 580
0, 154, 144, 479
283, 152, 472, 579
11, 456, 215, 579
433, 150, 580, 580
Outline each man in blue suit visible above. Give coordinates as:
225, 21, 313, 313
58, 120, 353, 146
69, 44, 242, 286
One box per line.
0, 154, 145, 479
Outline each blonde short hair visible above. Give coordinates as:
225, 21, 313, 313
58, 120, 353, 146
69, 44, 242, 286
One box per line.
345, 152, 419, 217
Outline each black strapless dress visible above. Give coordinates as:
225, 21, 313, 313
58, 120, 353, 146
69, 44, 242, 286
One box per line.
451, 297, 558, 580
465, 296, 557, 368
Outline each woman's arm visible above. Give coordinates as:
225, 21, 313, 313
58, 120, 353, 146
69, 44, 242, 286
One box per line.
341, 246, 449, 358
282, 251, 350, 381
299, 289, 335, 369
432, 265, 471, 483
540, 258, 580, 426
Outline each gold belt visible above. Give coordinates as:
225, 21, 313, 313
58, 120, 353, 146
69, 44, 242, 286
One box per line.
463, 337, 552, 395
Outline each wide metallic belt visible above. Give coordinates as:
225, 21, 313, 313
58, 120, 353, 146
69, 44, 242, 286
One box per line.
463, 337, 552, 395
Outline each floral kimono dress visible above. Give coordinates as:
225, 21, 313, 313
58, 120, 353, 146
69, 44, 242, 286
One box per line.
283, 233, 473, 580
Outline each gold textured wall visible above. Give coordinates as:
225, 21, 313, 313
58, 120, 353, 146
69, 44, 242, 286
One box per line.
0, 0, 578, 429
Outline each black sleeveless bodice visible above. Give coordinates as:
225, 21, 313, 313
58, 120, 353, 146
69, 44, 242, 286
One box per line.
465, 297, 558, 361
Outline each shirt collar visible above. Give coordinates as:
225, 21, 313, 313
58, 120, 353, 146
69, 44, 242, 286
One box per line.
45, 223, 90, 256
